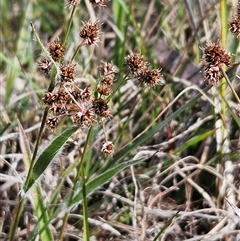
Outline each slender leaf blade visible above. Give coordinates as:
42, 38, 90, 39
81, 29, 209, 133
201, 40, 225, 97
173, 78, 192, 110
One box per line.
25, 126, 78, 192
71, 155, 150, 205
174, 129, 216, 154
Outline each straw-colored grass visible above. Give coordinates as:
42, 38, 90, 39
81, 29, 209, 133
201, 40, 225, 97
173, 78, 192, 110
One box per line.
0, 0, 239, 240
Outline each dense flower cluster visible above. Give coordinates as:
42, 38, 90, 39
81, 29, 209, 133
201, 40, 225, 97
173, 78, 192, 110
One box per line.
37, 14, 115, 154
124, 52, 164, 87
201, 42, 231, 85
80, 20, 101, 45
48, 38, 65, 62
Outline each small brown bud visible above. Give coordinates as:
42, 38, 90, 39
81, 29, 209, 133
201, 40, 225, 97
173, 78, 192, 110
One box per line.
73, 108, 95, 128
98, 61, 118, 77
100, 140, 114, 154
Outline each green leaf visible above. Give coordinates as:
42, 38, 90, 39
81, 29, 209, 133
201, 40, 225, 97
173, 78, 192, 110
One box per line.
24, 126, 79, 192
174, 129, 216, 154
34, 155, 150, 236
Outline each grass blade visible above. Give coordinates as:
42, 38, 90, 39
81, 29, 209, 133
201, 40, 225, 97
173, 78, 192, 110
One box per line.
24, 126, 79, 193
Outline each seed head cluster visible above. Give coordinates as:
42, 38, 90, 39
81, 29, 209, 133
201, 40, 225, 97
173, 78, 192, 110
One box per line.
97, 61, 118, 96
229, 2, 240, 37
80, 20, 100, 45
38, 38, 66, 74
48, 38, 65, 62
60, 63, 77, 83
37, 14, 115, 154
124, 52, 164, 87
202, 42, 231, 85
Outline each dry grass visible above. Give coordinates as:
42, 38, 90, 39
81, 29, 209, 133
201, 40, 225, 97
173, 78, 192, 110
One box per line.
0, 0, 240, 240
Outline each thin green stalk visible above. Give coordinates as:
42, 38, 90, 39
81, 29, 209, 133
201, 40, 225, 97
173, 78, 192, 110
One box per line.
219, 0, 228, 116
107, 73, 129, 102
58, 127, 93, 241
78, 128, 93, 241
70, 40, 86, 63
218, 0, 228, 167
80, 148, 90, 241
9, 22, 61, 240
58, 212, 70, 241
221, 67, 240, 104
9, 108, 49, 241
24, 108, 48, 190
153, 211, 179, 241
9, 199, 24, 241
63, 4, 78, 46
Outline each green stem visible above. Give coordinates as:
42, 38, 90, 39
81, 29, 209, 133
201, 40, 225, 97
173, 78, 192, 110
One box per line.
9, 108, 49, 241
107, 73, 129, 102
9, 199, 24, 241
63, 4, 78, 46
58, 127, 93, 241
9, 22, 60, 241
219, 0, 228, 112
79, 128, 92, 241
218, 0, 228, 166
58, 212, 70, 241
70, 40, 86, 63
221, 67, 240, 104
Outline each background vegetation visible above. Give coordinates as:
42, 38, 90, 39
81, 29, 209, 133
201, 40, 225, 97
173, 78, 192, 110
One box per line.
0, 0, 239, 240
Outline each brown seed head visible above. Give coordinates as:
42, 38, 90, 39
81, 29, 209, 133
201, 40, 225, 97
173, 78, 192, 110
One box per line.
60, 63, 77, 82
42, 92, 58, 106
98, 61, 118, 77
138, 68, 164, 87
48, 38, 65, 62
202, 42, 231, 85
80, 20, 100, 45
100, 140, 114, 154
97, 85, 111, 96
68, 86, 91, 103
124, 52, 148, 77
100, 75, 114, 87
203, 65, 222, 85
92, 98, 110, 117
73, 108, 95, 128
37, 58, 52, 74
229, 17, 240, 37
202, 42, 231, 67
